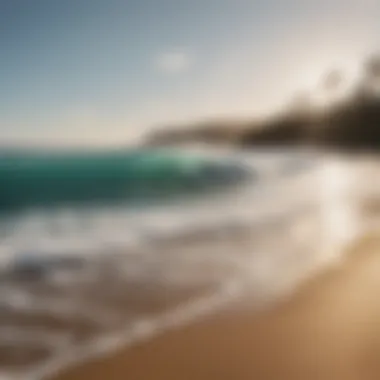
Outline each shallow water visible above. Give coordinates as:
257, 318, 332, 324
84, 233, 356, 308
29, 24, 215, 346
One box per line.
2, 148, 376, 380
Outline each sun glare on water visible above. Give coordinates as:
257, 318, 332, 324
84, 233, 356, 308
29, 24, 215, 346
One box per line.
319, 159, 359, 254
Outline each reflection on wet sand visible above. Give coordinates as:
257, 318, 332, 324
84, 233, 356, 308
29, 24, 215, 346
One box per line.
52, 234, 380, 380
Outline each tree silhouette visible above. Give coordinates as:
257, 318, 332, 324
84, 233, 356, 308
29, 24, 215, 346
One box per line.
321, 69, 344, 93
364, 54, 380, 94
353, 54, 380, 101
365, 54, 380, 80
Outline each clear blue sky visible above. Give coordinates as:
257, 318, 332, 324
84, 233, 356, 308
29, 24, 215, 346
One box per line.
1, 0, 379, 146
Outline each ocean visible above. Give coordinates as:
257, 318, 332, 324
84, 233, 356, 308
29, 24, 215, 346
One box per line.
1, 147, 366, 380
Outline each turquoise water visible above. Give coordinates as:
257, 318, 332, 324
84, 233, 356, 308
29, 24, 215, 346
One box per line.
0, 147, 254, 262
0, 149, 316, 266
0, 149, 326, 379
0, 148, 250, 211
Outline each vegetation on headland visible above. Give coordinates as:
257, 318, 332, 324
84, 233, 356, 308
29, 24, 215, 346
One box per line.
145, 54, 380, 150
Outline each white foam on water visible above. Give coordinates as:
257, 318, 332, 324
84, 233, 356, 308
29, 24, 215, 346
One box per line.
21, 281, 267, 380
3, 151, 377, 380
0, 150, 315, 264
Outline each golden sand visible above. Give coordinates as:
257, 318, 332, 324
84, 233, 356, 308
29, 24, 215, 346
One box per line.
52, 236, 380, 380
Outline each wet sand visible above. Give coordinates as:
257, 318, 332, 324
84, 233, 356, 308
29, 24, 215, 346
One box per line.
51, 234, 380, 380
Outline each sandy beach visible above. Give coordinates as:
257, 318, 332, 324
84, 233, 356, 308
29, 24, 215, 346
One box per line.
2, 0, 380, 378
1, 156, 379, 379
49, 234, 380, 380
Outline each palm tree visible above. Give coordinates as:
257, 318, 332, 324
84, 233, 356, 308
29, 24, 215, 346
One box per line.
365, 54, 380, 78
364, 54, 380, 93
320, 69, 344, 105
322, 69, 343, 93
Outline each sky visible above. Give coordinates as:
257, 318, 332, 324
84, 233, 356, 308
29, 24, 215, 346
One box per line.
1, 0, 379, 147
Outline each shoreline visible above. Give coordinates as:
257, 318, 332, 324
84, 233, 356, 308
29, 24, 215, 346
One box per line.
49, 234, 380, 380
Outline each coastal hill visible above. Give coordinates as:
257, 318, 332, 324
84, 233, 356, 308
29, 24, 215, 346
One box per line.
145, 54, 380, 151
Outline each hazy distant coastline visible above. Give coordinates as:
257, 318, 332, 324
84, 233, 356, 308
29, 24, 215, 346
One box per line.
145, 54, 380, 151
